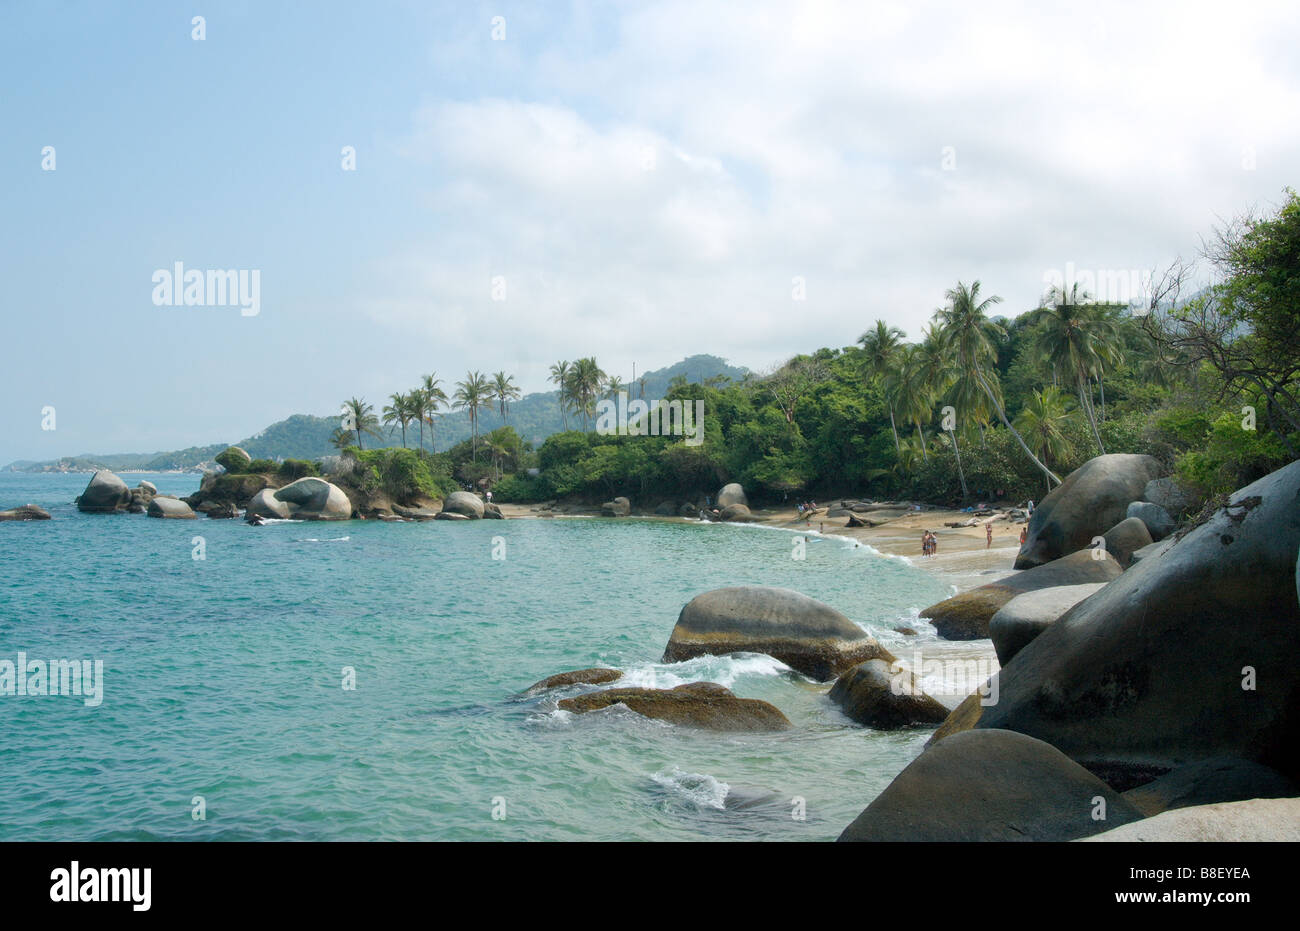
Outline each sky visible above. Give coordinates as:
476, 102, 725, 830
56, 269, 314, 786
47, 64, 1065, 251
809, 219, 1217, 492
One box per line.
2, 0, 1298, 463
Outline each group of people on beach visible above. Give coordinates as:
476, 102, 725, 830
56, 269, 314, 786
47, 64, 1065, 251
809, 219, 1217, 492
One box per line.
920, 530, 938, 558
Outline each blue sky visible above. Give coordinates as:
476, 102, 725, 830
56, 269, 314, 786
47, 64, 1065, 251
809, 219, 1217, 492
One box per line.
3, 0, 1299, 463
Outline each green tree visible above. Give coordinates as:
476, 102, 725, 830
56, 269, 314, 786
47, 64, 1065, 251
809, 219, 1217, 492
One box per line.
1013, 386, 1079, 493
341, 397, 382, 450
489, 371, 521, 423
454, 371, 492, 461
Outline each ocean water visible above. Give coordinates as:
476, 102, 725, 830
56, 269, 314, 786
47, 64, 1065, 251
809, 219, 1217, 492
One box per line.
0, 472, 988, 841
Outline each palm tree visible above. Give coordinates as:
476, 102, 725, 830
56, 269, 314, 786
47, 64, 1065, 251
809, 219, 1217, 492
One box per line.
489, 371, 521, 423
565, 357, 607, 429
420, 374, 448, 452
605, 376, 625, 399
454, 371, 492, 461
1013, 386, 1079, 493
549, 361, 571, 430
341, 397, 382, 449
894, 345, 934, 461
935, 281, 1062, 487
1028, 286, 1123, 455
382, 392, 416, 448
858, 320, 906, 453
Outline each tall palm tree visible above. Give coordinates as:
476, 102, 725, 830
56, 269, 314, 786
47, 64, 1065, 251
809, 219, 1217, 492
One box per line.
894, 345, 933, 462
382, 392, 416, 448
1013, 386, 1079, 493
489, 371, 521, 423
341, 397, 381, 450
1028, 286, 1122, 455
605, 375, 625, 399
454, 371, 492, 461
565, 357, 607, 429
420, 374, 448, 452
935, 280, 1062, 487
549, 361, 571, 430
858, 319, 906, 453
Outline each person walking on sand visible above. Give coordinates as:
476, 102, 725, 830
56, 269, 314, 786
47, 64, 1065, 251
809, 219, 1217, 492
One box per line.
986, 524, 993, 548
1019, 526, 1028, 546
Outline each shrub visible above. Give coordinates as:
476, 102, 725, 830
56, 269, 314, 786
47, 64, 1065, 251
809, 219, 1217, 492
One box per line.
277, 458, 319, 480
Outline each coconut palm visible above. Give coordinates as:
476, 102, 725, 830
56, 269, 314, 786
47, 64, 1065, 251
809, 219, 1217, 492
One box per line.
489, 371, 521, 423
605, 376, 625, 399
382, 392, 416, 448
934, 281, 1062, 487
454, 371, 493, 461
858, 319, 907, 452
565, 357, 607, 429
1013, 386, 1079, 493
419, 374, 449, 451
894, 345, 934, 462
340, 397, 382, 450
549, 361, 571, 430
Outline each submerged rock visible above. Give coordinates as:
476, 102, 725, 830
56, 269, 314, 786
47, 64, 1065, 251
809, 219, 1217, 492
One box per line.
838, 729, 1144, 842
0, 504, 52, 521
76, 470, 131, 513
1015, 454, 1162, 569
146, 496, 196, 519
558, 682, 791, 732
525, 668, 624, 693
921, 549, 1121, 640
664, 585, 892, 681
828, 659, 949, 729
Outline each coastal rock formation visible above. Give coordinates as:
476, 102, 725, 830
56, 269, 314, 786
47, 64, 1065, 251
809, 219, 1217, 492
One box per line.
1129, 537, 1176, 565
206, 502, 238, 519
838, 729, 1144, 842
828, 659, 949, 728
215, 446, 252, 472
654, 501, 677, 516
678, 503, 697, 518
921, 549, 1121, 640
245, 488, 291, 520
483, 502, 505, 519
392, 505, 439, 520
185, 471, 278, 510
716, 483, 747, 509
441, 491, 484, 520
1080, 798, 1300, 842
525, 668, 624, 693
719, 503, 752, 522
601, 496, 631, 517
664, 585, 892, 681
273, 477, 352, 520
1014, 453, 1162, 569
963, 460, 1300, 789
557, 682, 791, 732
127, 482, 158, 513
0, 504, 52, 521
988, 582, 1109, 665
76, 470, 131, 513
1125, 500, 1175, 540
1100, 516, 1153, 567
1120, 757, 1299, 817
146, 496, 197, 519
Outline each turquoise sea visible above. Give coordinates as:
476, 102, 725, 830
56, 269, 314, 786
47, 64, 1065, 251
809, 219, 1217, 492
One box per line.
0, 472, 983, 841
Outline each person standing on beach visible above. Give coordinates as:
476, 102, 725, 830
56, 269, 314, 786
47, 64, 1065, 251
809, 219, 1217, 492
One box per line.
986, 524, 993, 548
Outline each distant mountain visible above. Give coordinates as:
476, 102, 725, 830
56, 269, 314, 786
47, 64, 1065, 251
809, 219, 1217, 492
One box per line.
4, 355, 749, 472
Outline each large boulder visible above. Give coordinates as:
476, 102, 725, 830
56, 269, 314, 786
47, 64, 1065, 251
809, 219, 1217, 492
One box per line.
245, 488, 291, 521
1143, 477, 1194, 515
215, 446, 253, 472
558, 682, 790, 732
1015, 454, 1162, 569
989, 582, 1109, 665
961, 460, 1300, 789
273, 477, 352, 520
441, 491, 484, 519
716, 483, 748, 509
1081, 798, 1300, 842
663, 586, 892, 681
600, 497, 631, 517
1126, 500, 1175, 540
1121, 757, 1299, 817
1100, 516, 1153, 567
146, 496, 196, 519
76, 470, 131, 513
838, 729, 1145, 842
719, 503, 752, 522
921, 549, 1121, 640
0, 504, 52, 521
828, 659, 949, 728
